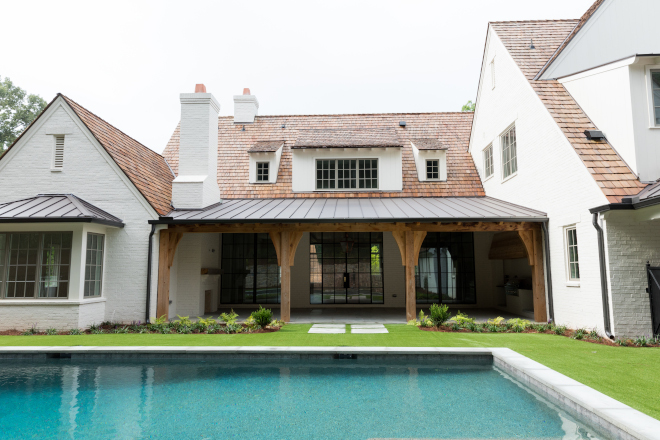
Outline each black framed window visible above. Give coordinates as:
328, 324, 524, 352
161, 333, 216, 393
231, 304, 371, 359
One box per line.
309, 232, 383, 304
256, 162, 269, 181
0, 232, 72, 299
315, 159, 378, 190
221, 233, 280, 304
426, 159, 439, 179
416, 232, 475, 304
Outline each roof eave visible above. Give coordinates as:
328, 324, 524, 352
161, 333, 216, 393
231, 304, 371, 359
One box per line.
0, 217, 125, 228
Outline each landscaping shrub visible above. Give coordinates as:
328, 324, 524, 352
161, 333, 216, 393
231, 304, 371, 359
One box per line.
487, 316, 505, 325
220, 310, 239, 325
46, 328, 58, 336
250, 306, 273, 327
507, 318, 530, 330
429, 303, 451, 326
451, 310, 475, 326
553, 325, 567, 336
91, 328, 104, 335
69, 328, 82, 335
634, 336, 649, 347
223, 323, 243, 334
573, 328, 587, 340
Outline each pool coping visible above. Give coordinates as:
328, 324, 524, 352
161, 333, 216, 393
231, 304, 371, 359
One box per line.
1, 346, 658, 440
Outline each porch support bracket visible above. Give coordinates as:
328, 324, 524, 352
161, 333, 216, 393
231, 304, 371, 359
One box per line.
519, 228, 548, 323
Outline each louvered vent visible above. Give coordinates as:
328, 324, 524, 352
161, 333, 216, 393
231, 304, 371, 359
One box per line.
53, 135, 64, 169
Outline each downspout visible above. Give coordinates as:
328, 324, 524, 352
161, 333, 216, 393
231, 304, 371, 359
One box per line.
592, 212, 614, 339
145, 224, 157, 324
541, 222, 554, 322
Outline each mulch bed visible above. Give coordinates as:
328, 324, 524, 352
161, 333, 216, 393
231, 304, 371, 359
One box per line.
0, 323, 282, 336
419, 325, 660, 347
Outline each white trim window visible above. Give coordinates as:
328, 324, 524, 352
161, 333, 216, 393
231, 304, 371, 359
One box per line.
84, 233, 104, 298
315, 159, 378, 190
0, 232, 72, 299
256, 162, 269, 182
565, 227, 580, 281
651, 70, 660, 126
501, 125, 517, 179
483, 144, 493, 179
426, 159, 439, 180
52, 135, 64, 171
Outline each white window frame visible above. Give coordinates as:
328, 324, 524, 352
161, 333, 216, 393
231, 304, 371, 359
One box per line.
425, 159, 440, 180
500, 124, 517, 181
314, 158, 379, 191
256, 162, 269, 182
483, 144, 494, 180
646, 66, 660, 128
84, 233, 105, 298
51, 135, 64, 171
564, 226, 580, 285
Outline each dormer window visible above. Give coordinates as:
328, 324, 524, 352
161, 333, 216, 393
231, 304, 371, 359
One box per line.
52, 135, 64, 171
256, 162, 269, 182
315, 159, 378, 190
426, 159, 439, 180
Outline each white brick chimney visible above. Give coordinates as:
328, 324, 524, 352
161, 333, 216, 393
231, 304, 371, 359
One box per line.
172, 84, 221, 209
233, 88, 259, 123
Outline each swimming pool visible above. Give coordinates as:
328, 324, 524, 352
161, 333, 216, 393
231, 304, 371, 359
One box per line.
0, 356, 602, 440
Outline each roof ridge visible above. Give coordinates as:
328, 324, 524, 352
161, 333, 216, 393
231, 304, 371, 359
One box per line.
217, 111, 474, 119
59, 94, 167, 161
490, 19, 579, 24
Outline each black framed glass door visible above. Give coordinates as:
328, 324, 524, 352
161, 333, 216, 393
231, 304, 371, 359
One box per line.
310, 232, 383, 304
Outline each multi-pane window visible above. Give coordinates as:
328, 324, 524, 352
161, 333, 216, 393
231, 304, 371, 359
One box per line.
221, 233, 280, 304
0, 232, 72, 299
652, 71, 660, 126
501, 125, 517, 179
483, 144, 493, 178
316, 159, 378, 190
84, 233, 104, 297
416, 232, 476, 304
426, 159, 439, 180
566, 227, 580, 281
256, 162, 269, 182
309, 232, 383, 304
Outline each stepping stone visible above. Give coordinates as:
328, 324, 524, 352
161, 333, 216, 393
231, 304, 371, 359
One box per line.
308, 324, 346, 334
351, 325, 388, 334
351, 324, 386, 329
311, 324, 346, 328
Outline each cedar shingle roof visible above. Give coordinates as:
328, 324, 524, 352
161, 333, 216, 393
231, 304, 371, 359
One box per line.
62, 96, 174, 215
535, 0, 606, 80
490, 20, 645, 203
411, 138, 446, 150
292, 128, 402, 149
163, 112, 484, 199
247, 140, 285, 153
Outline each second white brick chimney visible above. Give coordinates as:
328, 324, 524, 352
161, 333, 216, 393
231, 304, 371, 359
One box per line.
172, 84, 221, 209
233, 88, 259, 123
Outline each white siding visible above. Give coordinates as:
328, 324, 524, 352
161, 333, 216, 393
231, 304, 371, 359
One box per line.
0, 97, 159, 329
470, 29, 610, 332
540, 0, 660, 80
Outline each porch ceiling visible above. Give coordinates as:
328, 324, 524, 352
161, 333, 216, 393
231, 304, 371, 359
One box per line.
162, 196, 546, 224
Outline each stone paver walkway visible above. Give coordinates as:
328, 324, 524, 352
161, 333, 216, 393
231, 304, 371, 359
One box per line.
308, 324, 346, 334
350, 324, 388, 334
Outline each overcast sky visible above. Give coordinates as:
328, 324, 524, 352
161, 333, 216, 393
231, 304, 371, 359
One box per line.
2, 0, 594, 153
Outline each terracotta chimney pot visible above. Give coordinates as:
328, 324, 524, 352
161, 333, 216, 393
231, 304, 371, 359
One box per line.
195, 84, 207, 93
243, 88, 251, 95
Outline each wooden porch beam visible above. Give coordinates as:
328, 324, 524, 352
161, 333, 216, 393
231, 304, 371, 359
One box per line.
280, 231, 291, 323
532, 228, 548, 323
269, 232, 282, 266
156, 230, 170, 320
405, 231, 417, 322
518, 230, 535, 266
167, 232, 183, 268
166, 221, 540, 234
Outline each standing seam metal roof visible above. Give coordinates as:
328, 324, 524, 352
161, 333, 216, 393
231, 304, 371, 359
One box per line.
0, 195, 124, 227
163, 197, 546, 223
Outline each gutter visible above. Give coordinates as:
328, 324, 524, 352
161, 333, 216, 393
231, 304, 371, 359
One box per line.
148, 217, 548, 226
592, 213, 614, 339
145, 224, 156, 324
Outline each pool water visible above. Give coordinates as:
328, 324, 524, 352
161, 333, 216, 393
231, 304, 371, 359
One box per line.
0, 358, 601, 440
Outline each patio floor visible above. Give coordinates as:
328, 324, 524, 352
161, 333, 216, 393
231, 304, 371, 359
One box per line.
208, 307, 534, 324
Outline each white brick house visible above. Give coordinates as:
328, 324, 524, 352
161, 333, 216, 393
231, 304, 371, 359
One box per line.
469, 0, 660, 338
0, 0, 657, 338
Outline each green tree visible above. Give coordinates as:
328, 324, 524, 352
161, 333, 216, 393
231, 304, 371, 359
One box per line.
0, 76, 47, 154
461, 100, 476, 112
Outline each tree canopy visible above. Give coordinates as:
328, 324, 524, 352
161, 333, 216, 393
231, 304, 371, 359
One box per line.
1, 76, 47, 153
461, 100, 476, 112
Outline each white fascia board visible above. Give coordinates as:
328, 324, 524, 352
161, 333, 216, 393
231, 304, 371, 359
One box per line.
557, 55, 637, 84
468, 25, 494, 155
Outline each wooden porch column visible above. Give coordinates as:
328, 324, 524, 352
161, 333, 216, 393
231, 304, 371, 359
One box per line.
518, 228, 547, 322
156, 230, 170, 320
405, 231, 416, 322
280, 231, 291, 323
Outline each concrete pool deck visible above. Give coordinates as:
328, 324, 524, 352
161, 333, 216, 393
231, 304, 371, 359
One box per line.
1, 346, 658, 440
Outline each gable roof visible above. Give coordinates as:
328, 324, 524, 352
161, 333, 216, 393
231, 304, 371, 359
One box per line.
292, 128, 402, 149
163, 112, 484, 199
535, 0, 606, 80
61, 96, 174, 215
490, 20, 646, 203
0, 194, 124, 227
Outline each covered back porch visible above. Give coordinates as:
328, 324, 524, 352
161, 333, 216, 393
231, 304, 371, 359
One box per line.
152, 197, 549, 324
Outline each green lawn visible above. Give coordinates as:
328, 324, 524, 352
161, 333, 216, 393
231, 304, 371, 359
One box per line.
1, 324, 659, 420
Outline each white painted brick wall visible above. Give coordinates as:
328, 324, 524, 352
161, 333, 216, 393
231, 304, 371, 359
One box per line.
0, 98, 161, 329
604, 212, 658, 338
470, 30, 611, 332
